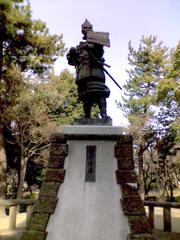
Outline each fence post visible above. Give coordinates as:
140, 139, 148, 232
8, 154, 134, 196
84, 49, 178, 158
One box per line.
9, 205, 17, 230
26, 205, 33, 225
163, 206, 171, 232
148, 205, 154, 229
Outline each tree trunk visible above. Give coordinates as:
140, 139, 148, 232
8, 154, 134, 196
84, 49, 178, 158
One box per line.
0, 40, 7, 216
139, 154, 145, 200
17, 146, 28, 199
159, 174, 166, 202
0, 127, 7, 216
138, 144, 145, 200
0, 40, 3, 80
154, 158, 162, 201
169, 184, 174, 202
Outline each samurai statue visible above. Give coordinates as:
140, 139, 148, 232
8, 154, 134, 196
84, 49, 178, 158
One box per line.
66, 19, 110, 119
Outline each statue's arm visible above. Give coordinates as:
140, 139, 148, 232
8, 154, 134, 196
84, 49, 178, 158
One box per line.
66, 47, 79, 66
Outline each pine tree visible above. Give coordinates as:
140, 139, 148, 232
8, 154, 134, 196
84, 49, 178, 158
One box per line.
122, 36, 170, 199
0, 0, 65, 205
157, 40, 180, 141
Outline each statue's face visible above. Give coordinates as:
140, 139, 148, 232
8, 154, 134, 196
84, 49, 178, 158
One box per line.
82, 26, 93, 39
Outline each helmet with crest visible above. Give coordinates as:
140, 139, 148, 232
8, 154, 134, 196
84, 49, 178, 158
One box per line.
81, 19, 93, 39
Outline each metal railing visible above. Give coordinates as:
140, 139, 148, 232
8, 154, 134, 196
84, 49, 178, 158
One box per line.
144, 200, 180, 232
0, 199, 36, 230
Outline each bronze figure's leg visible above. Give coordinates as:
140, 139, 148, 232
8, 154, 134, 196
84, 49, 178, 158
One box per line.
98, 97, 107, 119
83, 101, 92, 118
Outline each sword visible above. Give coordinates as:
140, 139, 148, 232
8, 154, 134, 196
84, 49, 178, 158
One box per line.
102, 66, 122, 90
88, 49, 122, 90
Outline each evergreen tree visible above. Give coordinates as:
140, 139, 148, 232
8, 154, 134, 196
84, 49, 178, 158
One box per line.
0, 0, 65, 205
157, 40, 180, 141
152, 41, 180, 200
122, 36, 170, 199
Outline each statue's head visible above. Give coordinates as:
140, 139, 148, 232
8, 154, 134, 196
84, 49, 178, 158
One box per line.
81, 19, 93, 40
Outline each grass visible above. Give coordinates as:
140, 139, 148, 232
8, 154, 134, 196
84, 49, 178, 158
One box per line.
153, 230, 180, 240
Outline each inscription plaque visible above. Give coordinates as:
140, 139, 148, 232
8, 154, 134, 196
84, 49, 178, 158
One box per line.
85, 146, 96, 182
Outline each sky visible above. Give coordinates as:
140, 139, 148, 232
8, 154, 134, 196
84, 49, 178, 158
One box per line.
30, 0, 180, 126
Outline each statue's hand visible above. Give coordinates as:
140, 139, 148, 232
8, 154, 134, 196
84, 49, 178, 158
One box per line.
67, 47, 79, 66
69, 47, 76, 53
79, 42, 94, 50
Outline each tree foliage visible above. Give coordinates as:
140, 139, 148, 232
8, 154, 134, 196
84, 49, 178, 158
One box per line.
121, 36, 180, 200
0, 0, 66, 202
5, 69, 82, 197
123, 36, 169, 117
0, 0, 66, 122
156, 41, 180, 142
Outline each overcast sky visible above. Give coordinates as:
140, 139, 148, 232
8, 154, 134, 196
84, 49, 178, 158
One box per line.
30, 0, 180, 126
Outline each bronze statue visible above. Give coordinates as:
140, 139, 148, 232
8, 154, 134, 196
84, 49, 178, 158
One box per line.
67, 19, 111, 119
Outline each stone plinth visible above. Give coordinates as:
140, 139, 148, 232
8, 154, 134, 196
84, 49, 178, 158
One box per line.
21, 125, 153, 240
60, 125, 123, 135
46, 125, 130, 240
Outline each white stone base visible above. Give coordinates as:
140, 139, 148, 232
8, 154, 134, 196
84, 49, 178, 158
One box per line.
46, 126, 130, 240
60, 125, 123, 135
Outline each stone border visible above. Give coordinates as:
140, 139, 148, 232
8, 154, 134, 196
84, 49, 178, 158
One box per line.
114, 136, 155, 240
20, 135, 67, 240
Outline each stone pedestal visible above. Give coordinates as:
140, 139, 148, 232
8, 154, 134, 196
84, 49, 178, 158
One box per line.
20, 125, 153, 240
46, 125, 130, 240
